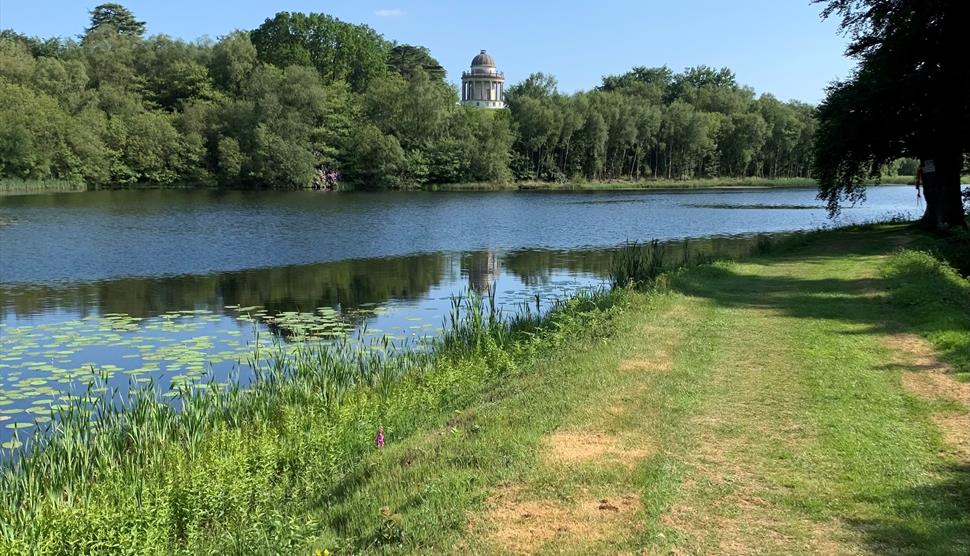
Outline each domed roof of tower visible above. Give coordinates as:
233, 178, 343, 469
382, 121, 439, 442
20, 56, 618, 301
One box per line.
471, 50, 496, 67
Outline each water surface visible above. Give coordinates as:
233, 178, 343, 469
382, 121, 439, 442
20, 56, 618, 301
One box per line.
0, 186, 921, 442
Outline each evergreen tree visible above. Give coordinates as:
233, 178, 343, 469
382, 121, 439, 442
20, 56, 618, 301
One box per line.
86, 3, 146, 38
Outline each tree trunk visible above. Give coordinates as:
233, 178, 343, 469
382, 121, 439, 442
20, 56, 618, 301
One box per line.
919, 153, 967, 230
667, 143, 674, 180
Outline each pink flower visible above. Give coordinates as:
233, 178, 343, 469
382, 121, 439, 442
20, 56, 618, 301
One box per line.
376, 426, 385, 449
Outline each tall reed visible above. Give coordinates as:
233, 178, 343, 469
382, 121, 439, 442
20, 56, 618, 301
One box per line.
609, 233, 795, 288
0, 178, 85, 195
0, 230, 807, 552
0, 285, 621, 552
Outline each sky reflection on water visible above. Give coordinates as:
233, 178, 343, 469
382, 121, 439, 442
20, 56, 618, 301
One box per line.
0, 186, 922, 442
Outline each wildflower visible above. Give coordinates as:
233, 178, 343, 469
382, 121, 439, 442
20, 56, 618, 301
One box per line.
376, 425, 385, 448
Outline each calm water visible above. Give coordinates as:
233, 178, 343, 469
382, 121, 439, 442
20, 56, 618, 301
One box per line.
0, 186, 920, 442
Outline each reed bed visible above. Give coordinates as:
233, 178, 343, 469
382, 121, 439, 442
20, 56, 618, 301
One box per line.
0, 230, 807, 553
0, 179, 86, 195
609, 233, 786, 288
0, 287, 621, 553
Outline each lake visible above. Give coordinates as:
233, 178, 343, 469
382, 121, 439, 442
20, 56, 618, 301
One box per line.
0, 186, 920, 442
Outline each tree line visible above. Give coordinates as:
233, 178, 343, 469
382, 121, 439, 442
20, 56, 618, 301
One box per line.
507, 67, 816, 182
0, 3, 817, 190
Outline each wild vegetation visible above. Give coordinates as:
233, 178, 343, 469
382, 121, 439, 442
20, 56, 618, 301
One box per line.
0, 278, 622, 552
1, 221, 967, 553
1, 3, 829, 192
0, 229, 817, 552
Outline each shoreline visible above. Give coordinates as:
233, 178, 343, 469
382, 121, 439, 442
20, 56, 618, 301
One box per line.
2, 176, 948, 197
1, 220, 967, 552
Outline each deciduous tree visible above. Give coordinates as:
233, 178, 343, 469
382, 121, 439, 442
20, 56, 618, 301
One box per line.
813, 0, 969, 228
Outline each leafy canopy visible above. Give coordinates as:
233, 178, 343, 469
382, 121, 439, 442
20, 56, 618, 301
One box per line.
813, 0, 969, 216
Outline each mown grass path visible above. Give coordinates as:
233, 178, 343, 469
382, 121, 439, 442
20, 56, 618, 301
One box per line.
313, 227, 969, 554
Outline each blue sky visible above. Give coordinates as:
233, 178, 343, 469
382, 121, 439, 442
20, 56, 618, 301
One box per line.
0, 1, 854, 103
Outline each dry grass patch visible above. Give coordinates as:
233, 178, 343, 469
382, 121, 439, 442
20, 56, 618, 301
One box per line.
930, 413, 970, 461
888, 333, 970, 461
664, 447, 799, 554
617, 301, 699, 374
618, 355, 672, 373
605, 404, 626, 417
542, 430, 652, 469
661, 420, 862, 555
482, 485, 641, 554
889, 333, 964, 376
901, 371, 968, 403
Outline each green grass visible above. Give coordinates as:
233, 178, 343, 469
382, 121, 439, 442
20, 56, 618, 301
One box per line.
304, 224, 969, 554
882, 249, 970, 380
874, 174, 970, 185
3, 175, 964, 195
423, 177, 819, 191
521, 175, 970, 190
1, 224, 968, 554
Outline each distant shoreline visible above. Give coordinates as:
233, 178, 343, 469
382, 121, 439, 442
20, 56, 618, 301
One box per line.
433, 177, 820, 191
0, 176, 949, 197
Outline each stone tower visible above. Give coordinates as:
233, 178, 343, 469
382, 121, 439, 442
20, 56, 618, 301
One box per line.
461, 50, 505, 109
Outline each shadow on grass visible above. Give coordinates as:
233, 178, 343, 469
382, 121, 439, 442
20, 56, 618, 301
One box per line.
672, 263, 895, 331
846, 463, 970, 555
669, 229, 970, 554
671, 232, 969, 373
308, 227, 969, 553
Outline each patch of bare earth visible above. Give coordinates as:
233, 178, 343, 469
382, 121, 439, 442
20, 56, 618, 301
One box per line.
479, 302, 697, 553
483, 485, 641, 554
888, 333, 970, 461
542, 430, 652, 469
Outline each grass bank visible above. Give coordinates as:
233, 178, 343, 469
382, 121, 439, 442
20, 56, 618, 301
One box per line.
299, 223, 969, 555
870, 174, 970, 186
0, 179, 86, 195
1, 224, 968, 554
519, 176, 818, 190
427, 177, 818, 191
426, 175, 970, 191
7, 176, 963, 195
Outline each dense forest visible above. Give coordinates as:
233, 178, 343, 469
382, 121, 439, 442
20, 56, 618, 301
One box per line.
0, 4, 824, 190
